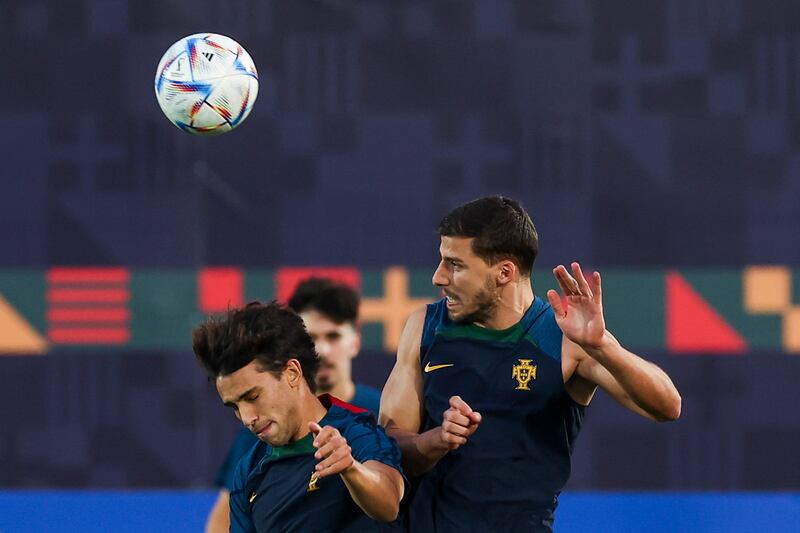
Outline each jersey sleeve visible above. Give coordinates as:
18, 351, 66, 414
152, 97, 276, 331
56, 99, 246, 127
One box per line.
216, 427, 260, 490
343, 412, 405, 478
228, 445, 257, 533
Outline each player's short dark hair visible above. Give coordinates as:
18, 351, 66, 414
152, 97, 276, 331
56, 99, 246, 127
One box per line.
438, 195, 538, 276
192, 301, 320, 392
288, 278, 359, 325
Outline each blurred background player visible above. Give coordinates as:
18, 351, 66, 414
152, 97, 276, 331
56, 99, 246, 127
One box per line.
193, 301, 404, 532
205, 278, 381, 533
289, 278, 381, 413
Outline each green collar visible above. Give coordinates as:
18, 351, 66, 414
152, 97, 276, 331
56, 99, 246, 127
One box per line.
268, 433, 316, 461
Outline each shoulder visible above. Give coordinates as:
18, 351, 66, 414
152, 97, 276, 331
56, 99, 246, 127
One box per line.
418, 298, 450, 353
338, 412, 406, 485
396, 305, 430, 363
330, 405, 396, 448
420, 298, 447, 352
406, 305, 429, 332
217, 427, 260, 489
353, 383, 381, 415
527, 297, 564, 361
229, 437, 269, 518
233, 438, 268, 484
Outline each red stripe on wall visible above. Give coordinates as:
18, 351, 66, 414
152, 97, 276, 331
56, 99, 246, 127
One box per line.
48, 328, 131, 344
47, 308, 131, 322
47, 289, 131, 304
47, 268, 131, 284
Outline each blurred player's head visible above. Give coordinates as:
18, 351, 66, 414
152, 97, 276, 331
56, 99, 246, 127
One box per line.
434, 196, 538, 323
192, 301, 320, 446
288, 278, 361, 395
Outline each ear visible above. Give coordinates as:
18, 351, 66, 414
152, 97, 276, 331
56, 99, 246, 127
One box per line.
352, 325, 362, 359
284, 359, 304, 388
496, 260, 517, 285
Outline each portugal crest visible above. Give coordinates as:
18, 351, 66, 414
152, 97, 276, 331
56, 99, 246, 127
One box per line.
307, 471, 320, 492
512, 359, 537, 390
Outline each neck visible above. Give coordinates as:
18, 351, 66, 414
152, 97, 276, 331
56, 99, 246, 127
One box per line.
322, 379, 356, 403
290, 387, 328, 443
482, 277, 534, 330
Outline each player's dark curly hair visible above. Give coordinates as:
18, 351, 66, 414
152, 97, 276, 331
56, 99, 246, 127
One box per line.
192, 301, 320, 392
288, 278, 359, 325
438, 195, 538, 276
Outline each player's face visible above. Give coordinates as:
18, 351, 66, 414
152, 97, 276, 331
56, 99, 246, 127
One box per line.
300, 310, 360, 393
432, 236, 500, 324
216, 360, 302, 447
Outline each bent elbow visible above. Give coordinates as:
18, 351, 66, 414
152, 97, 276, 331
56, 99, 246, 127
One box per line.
372, 504, 400, 522
657, 392, 682, 422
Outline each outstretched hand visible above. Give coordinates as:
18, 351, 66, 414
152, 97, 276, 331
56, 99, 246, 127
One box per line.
546, 262, 606, 350
309, 421, 355, 478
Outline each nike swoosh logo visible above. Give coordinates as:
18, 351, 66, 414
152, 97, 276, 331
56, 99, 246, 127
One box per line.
424, 362, 454, 373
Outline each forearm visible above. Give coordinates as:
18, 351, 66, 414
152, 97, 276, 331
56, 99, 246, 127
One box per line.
204, 490, 230, 533
586, 331, 682, 421
340, 461, 402, 522
387, 426, 450, 477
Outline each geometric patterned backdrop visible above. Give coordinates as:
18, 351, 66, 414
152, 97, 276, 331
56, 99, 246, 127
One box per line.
2, 0, 799, 490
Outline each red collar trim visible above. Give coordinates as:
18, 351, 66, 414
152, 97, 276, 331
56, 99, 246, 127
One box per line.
318, 393, 369, 414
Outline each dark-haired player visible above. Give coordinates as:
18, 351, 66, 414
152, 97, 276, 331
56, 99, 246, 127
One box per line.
380, 195, 682, 532
289, 278, 381, 411
204, 280, 383, 532
193, 301, 404, 532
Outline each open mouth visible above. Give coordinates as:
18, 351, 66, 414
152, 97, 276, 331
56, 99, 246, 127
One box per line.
445, 294, 460, 307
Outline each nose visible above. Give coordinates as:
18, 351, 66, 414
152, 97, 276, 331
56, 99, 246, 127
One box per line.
239, 405, 258, 429
432, 261, 449, 287
315, 340, 332, 358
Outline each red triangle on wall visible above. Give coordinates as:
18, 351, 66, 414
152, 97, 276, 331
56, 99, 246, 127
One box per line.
666, 271, 747, 353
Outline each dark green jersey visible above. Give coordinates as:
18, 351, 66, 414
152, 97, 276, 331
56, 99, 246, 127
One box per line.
410, 297, 584, 532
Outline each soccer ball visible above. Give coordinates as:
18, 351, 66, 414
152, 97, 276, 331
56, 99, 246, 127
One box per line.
154, 33, 259, 136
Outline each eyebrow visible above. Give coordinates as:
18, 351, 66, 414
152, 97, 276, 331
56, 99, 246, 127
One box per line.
224, 386, 258, 407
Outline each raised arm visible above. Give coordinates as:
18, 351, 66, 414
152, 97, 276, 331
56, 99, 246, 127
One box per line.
550, 263, 682, 422
379, 307, 481, 477
309, 421, 404, 521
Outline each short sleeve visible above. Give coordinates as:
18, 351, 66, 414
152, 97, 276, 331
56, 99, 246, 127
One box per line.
343, 412, 404, 475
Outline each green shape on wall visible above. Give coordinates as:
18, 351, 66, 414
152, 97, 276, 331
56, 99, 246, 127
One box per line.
0, 271, 46, 333
130, 271, 200, 350
682, 270, 781, 350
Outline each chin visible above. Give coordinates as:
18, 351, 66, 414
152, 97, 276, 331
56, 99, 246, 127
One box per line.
447, 309, 469, 323
446, 300, 470, 317
263, 434, 287, 446
452, 305, 493, 325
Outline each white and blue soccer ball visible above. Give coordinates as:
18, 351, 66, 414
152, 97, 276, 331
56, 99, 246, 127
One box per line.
154, 33, 259, 136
